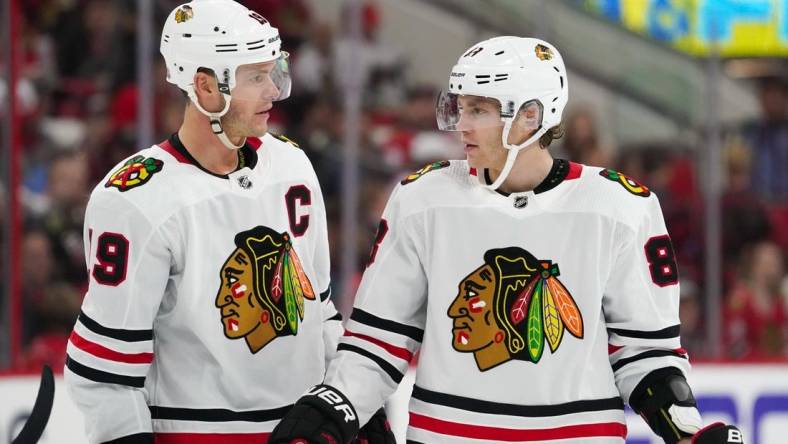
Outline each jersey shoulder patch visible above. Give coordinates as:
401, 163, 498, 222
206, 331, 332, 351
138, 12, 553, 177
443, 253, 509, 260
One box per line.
271, 133, 300, 148
104, 155, 164, 192
598, 168, 651, 197
401, 160, 451, 185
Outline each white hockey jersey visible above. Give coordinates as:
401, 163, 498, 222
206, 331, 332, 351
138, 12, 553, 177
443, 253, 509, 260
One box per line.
325, 159, 690, 443
65, 133, 342, 443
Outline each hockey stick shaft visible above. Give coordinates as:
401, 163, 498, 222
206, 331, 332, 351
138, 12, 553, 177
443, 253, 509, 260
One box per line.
12, 365, 55, 444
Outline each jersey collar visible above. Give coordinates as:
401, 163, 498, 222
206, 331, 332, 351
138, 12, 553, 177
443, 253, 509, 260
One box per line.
160, 133, 259, 179
477, 158, 582, 197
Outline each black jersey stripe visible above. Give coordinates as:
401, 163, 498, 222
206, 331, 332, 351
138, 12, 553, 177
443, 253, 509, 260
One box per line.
337, 343, 404, 384
66, 355, 146, 388
149, 405, 292, 422
104, 433, 154, 443
320, 287, 331, 302
412, 386, 624, 417
328, 312, 342, 322
78, 311, 153, 342
608, 325, 680, 339
611, 349, 687, 372
349, 309, 424, 343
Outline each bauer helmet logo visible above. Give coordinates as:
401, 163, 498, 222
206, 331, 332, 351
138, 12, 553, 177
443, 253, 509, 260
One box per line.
174, 5, 193, 23
535, 44, 554, 61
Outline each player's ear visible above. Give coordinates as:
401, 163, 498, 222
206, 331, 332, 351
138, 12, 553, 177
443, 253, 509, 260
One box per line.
192, 68, 224, 112
507, 101, 542, 146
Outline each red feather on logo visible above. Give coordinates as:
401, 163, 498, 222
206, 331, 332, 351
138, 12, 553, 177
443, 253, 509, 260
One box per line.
509, 277, 538, 325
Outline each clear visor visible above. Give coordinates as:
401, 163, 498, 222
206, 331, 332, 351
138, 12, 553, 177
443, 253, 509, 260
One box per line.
230, 51, 292, 102
436, 91, 544, 146
435, 91, 505, 131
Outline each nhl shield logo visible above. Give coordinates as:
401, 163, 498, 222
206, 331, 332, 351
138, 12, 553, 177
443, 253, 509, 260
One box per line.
237, 175, 253, 190
513, 196, 528, 209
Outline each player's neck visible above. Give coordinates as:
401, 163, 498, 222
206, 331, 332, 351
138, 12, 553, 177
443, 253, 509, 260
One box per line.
491, 144, 554, 194
179, 107, 242, 175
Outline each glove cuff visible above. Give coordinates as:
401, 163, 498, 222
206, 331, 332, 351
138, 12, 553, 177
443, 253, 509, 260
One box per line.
301, 384, 360, 443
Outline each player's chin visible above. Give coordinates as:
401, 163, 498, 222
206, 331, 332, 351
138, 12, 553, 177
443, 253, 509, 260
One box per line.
245, 122, 269, 138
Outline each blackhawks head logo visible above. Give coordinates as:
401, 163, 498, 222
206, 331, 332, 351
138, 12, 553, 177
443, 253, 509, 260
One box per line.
174, 5, 193, 23
214, 226, 315, 354
105, 155, 163, 192
448, 247, 583, 371
535, 44, 554, 61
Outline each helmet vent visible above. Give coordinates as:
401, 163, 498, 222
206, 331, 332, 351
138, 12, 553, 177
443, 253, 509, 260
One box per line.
494, 74, 508, 82
553, 66, 560, 72
247, 39, 267, 50
552, 97, 558, 102
216, 43, 238, 53
183, 33, 192, 38
495, 50, 505, 56
559, 76, 564, 88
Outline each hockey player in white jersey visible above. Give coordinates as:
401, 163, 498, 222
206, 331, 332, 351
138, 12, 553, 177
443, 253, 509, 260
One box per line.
270, 37, 744, 443
64, 1, 393, 443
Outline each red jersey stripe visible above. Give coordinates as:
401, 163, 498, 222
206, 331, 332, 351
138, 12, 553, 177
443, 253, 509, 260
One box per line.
159, 139, 189, 164
69, 331, 153, 364
566, 162, 583, 180
344, 330, 414, 362
608, 344, 624, 355
409, 412, 627, 442
247, 137, 263, 150
154, 432, 271, 444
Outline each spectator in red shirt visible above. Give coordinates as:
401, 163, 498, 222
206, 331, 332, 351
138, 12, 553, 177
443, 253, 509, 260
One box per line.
724, 240, 787, 359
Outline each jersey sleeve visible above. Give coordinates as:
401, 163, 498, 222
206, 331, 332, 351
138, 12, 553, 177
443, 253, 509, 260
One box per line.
64, 190, 171, 443
323, 185, 427, 425
602, 193, 690, 404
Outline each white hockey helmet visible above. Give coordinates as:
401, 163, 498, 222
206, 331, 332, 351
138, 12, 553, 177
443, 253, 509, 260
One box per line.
436, 36, 568, 190
160, 0, 291, 149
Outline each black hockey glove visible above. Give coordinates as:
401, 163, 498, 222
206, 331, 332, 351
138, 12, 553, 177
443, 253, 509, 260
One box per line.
691, 422, 744, 444
269, 384, 359, 444
353, 408, 396, 444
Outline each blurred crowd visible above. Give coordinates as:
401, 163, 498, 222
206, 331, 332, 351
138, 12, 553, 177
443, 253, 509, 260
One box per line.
1, 0, 786, 372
